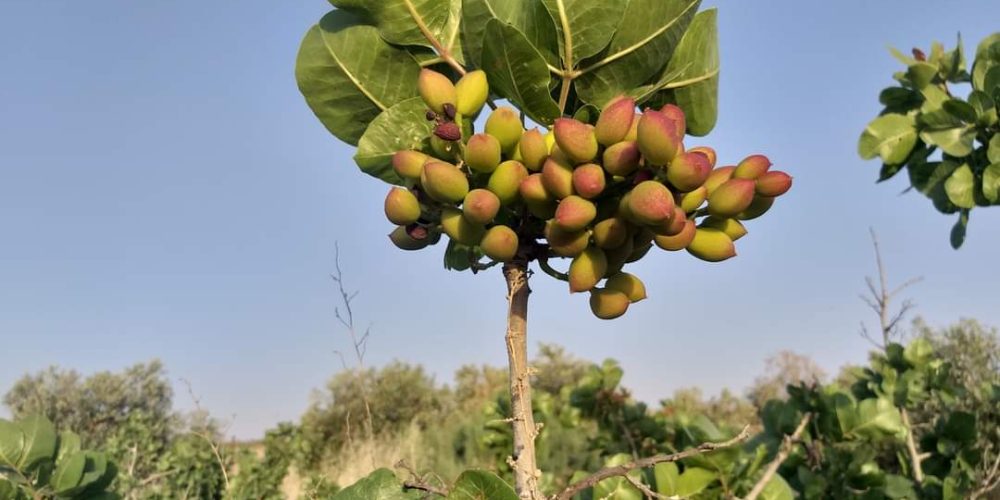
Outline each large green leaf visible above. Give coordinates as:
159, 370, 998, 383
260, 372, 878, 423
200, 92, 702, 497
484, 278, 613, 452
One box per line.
354, 98, 435, 185
920, 125, 976, 157
329, 0, 451, 49
883, 474, 917, 499
990, 134, 1000, 164
859, 114, 917, 165
574, 0, 700, 106
481, 20, 561, 125
969, 91, 998, 126
461, 0, 559, 68
56, 431, 81, 464
0, 419, 24, 468
944, 164, 976, 209
447, 470, 517, 500
675, 467, 716, 497
849, 398, 906, 440
758, 474, 794, 500
50, 451, 86, 495
542, 0, 628, 63
332, 468, 421, 500
983, 163, 1000, 203
16, 416, 56, 471
643, 9, 719, 136
971, 33, 1000, 91
653, 462, 679, 495
296, 10, 421, 146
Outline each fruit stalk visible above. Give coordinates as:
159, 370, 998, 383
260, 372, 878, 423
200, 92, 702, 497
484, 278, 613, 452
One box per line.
503, 261, 542, 500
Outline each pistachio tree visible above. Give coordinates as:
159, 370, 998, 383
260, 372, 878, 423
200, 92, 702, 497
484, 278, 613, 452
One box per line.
295, 1, 793, 497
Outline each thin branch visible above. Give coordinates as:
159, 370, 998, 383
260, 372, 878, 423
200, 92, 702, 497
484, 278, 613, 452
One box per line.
553, 426, 752, 500
743, 414, 812, 500
178, 378, 231, 491
396, 460, 450, 498
537, 257, 569, 282
624, 475, 671, 500
554, 0, 574, 115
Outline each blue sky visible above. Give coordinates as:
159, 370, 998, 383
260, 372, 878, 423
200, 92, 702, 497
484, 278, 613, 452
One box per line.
1, 1, 998, 439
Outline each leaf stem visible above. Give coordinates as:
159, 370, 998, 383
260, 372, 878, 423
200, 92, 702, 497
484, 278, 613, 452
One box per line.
402, 0, 466, 75
554, 0, 574, 115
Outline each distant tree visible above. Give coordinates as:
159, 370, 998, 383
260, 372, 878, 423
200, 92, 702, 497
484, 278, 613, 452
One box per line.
660, 387, 757, 430
746, 350, 826, 408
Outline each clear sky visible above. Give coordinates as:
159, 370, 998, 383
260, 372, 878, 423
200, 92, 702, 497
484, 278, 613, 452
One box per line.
1, 1, 998, 439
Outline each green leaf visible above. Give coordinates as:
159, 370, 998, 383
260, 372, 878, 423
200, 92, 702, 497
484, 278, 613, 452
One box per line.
990, 135, 1000, 164
968, 91, 998, 126
907, 62, 939, 88
461, 0, 559, 68
920, 126, 975, 157
56, 431, 81, 464
944, 164, 976, 209
902, 338, 934, 368
878, 162, 905, 182
447, 470, 517, 500
50, 451, 86, 495
653, 462, 679, 495
983, 163, 1000, 203
78, 452, 108, 489
573, 0, 700, 106
972, 35, 1000, 90
329, 0, 451, 48
942, 99, 977, 122
858, 114, 917, 165
443, 240, 476, 271
883, 474, 917, 499
644, 9, 719, 136
879, 87, 923, 112
675, 467, 716, 497
16, 416, 56, 471
0, 420, 24, 468
950, 211, 968, 249
0, 479, 17, 499
758, 474, 794, 500
354, 98, 434, 185
481, 20, 561, 125
332, 469, 420, 500
542, 0, 629, 62
942, 411, 976, 444
296, 10, 422, 146
849, 398, 905, 440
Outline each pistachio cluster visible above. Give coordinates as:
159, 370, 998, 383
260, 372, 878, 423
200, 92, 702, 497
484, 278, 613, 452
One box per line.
386, 69, 792, 319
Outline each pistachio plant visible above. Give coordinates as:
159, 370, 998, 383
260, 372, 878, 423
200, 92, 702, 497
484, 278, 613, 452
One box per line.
295, 1, 791, 497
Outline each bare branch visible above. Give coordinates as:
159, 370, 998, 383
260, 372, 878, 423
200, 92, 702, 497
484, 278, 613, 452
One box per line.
396, 460, 450, 498
553, 426, 752, 500
744, 414, 812, 500
623, 475, 671, 499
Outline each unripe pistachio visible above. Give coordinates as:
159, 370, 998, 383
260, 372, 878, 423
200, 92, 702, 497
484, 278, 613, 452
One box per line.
572, 163, 607, 199
388, 225, 431, 251
487, 160, 529, 205
440, 207, 485, 245
627, 181, 675, 225
430, 134, 459, 161
602, 141, 641, 176
384, 187, 421, 225
686, 228, 736, 262
392, 150, 429, 180
417, 69, 457, 114
707, 178, 756, 218
554, 118, 599, 164
624, 113, 640, 142
546, 221, 590, 257
592, 217, 629, 249
687, 146, 717, 168
677, 186, 708, 214
480, 225, 519, 262
519, 129, 549, 171
454, 70, 489, 117
637, 110, 682, 165
541, 156, 575, 199
704, 166, 735, 195
654, 219, 696, 251
659, 104, 687, 138
595, 96, 636, 146
605, 272, 647, 303
465, 134, 502, 173
667, 152, 712, 192
519, 173, 552, 205
421, 161, 469, 203
603, 238, 633, 276
485, 107, 523, 155
733, 154, 772, 180
650, 206, 687, 236
698, 216, 748, 241
755, 171, 793, 197
569, 247, 608, 293
554, 195, 597, 232
589, 288, 630, 319
462, 189, 501, 225
736, 196, 775, 220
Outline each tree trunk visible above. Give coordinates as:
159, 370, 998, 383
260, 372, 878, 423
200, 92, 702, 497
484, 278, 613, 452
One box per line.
503, 262, 542, 499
